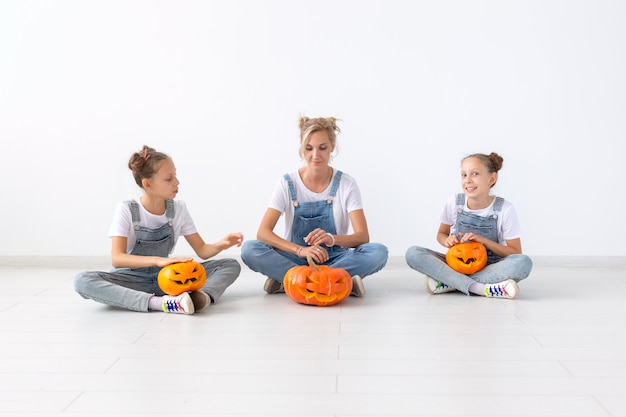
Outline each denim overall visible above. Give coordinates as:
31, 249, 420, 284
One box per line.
240, 171, 388, 280
127, 199, 176, 258
73, 200, 178, 311
107, 199, 177, 294
285, 171, 347, 260
405, 193, 532, 293
74, 199, 242, 311
455, 193, 504, 264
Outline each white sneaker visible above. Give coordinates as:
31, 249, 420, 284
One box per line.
350, 275, 365, 297
484, 279, 519, 299
425, 276, 456, 294
263, 277, 284, 294
162, 292, 195, 314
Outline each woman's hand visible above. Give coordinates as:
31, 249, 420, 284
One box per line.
298, 244, 328, 263
304, 228, 334, 247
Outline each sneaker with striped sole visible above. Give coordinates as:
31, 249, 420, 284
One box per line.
484, 279, 519, 299
425, 276, 456, 294
162, 292, 194, 314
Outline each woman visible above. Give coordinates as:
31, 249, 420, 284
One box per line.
241, 116, 388, 296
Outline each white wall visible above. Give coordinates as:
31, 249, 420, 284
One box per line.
1, 0, 625, 258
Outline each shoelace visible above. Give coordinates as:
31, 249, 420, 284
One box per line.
486, 283, 509, 297
163, 298, 183, 312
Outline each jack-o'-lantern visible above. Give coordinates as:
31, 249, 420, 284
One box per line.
284, 256, 352, 306
446, 241, 488, 275
158, 261, 206, 295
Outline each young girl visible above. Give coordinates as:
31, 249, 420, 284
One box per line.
74, 146, 243, 314
240, 116, 388, 296
405, 152, 532, 299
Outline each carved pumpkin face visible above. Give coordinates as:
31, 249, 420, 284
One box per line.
284, 256, 353, 306
446, 241, 488, 274
157, 261, 206, 295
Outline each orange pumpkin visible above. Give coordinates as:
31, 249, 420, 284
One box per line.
157, 261, 206, 295
446, 241, 488, 274
284, 256, 352, 306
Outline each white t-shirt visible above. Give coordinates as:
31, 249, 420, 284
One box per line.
268, 169, 363, 241
108, 198, 198, 254
439, 194, 522, 245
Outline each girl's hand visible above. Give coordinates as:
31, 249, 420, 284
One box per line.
459, 232, 484, 244
304, 228, 333, 247
158, 257, 193, 267
444, 234, 461, 248
299, 244, 328, 263
218, 232, 244, 250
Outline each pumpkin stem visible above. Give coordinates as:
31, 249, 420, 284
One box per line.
306, 255, 320, 270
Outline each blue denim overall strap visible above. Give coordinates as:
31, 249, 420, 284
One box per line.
455, 193, 504, 263
127, 199, 176, 257
284, 171, 342, 245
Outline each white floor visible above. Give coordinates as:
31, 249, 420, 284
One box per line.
1, 256, 626, 417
